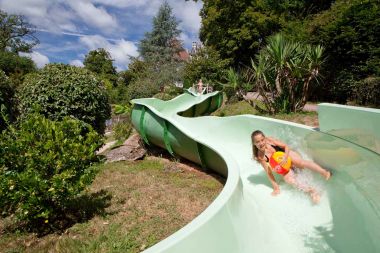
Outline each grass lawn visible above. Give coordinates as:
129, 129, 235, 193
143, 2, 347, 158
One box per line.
0, 155, 224, 253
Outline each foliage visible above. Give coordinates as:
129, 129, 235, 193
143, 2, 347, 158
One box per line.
248, 34, 324, 113
83, 48, 118, 86
199, 0, 379, 104
0, 114, 103, 231
17, 64, 111, 133
0, 10, 39, 53
354, 76, 380, 107
129, 2, 185, 101
153, 86, 182, 101
200, 0, 282, 67
126, 59, 184, 100
305, 0, 380, 102
113, 120, 132, 142
126, 74, 161, 101
139, 1, 182, 63
107, 84, 129, 105
0, 70, 14, 129
219, 68, 251, 101
0, 50, 36, 87
113, 104, 131, 115
183, 46, 229, 88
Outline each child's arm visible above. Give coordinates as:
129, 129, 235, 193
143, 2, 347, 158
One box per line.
260, 160, 280, 196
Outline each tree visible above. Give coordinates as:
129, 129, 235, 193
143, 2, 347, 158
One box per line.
83, 48, 117, 85
305, 0, 380, 102
183, 46, 229, 87
138, 1, 182, 63
0, 50, 36, 87
128, 1, 185, 100
249, 34, 324, 113
199, 0, 282, 68
199, 0, 335, 68
0, 10, 39, 53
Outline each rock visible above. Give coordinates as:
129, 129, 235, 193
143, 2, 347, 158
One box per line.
105, 134, 146, 163
96, 140, 117, 155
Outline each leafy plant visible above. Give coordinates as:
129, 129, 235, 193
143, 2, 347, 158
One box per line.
17, 63, 111, 133
0, 10, 39, 53
183, 46, 230, 88
248, 34, 324, 113
354, 77, 380, 107
113, 120, 132, 142
0, 114, 103, 231
0, 70, 14, 130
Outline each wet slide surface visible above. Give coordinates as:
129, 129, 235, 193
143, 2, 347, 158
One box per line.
131, 91, 380, 253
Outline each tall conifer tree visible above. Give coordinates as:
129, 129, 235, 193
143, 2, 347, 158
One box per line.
139, 1, 182, 63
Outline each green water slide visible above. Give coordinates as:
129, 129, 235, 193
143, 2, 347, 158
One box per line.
131, 91, 380, 253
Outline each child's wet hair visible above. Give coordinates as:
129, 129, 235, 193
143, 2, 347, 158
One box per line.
251, 130, 265, 160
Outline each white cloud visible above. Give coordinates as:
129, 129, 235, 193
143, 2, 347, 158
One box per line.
67, 0, 118, 33
0, 0, 49, 17
0, 0, 119, 33
0, 0, 203, 69
171, 0, 202, 35
21, 51, 50, 68
79, 35, 138, 70
0, 0, 79, 33
69, 59, 84, 67
92, 0, 150, 8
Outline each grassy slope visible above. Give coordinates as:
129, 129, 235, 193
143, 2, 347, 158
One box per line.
0, 157, 224, 253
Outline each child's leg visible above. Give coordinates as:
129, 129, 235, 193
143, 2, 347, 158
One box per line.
290, 151, 331, 180
302, 160, 331, 180
284, 170, 320, 204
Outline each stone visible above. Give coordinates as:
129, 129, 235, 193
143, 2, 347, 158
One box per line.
105, 133, 146, 163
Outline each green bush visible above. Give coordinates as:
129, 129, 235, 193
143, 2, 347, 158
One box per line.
0, 51, 36, 88
354, 76, 380, 107
17, 64, 111, 133
108, 83, 130, 105
113, 120, 132, 142
183, 46, 230, 86
0, 114, 103, 231
0, 70, 14, 130
127, 77, 160, 100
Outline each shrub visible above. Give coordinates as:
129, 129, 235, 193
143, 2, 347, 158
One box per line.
17, 64, 111, 133
183, 46, 230, 86
0, 70, 14, 130
112, 104, 132, 141
126, 77, 160, 100
0, 114, 103, 231
354, 76, 380, 107
113, 120, 132, 142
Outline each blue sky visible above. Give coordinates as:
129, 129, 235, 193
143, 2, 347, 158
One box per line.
0, 0, 203, 70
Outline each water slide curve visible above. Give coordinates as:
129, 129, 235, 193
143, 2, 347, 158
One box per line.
131, 91, 380, 253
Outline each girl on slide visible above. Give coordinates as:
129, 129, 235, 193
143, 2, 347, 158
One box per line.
251, 130, 331, 204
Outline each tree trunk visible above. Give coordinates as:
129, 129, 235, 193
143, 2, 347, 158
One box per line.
275, 71, 282, 96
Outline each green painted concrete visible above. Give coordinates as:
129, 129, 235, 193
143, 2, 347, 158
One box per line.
131, 92, 380, 253
318, 103, 380, 154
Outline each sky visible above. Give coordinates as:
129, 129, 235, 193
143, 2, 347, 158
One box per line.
0, 0, 203, 70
